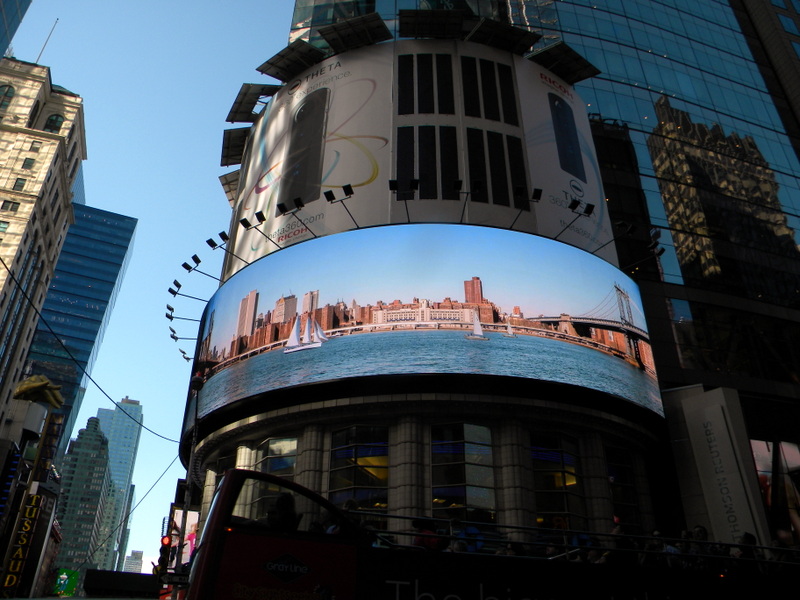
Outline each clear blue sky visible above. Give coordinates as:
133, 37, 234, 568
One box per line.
12, 0, 296, 571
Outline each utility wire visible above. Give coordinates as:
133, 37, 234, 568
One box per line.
0, 255, 180, 443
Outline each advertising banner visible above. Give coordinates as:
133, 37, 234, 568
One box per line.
223, 40, 613, 279
194, 225, 659, 421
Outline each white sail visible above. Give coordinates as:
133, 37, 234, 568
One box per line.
465, 310, 489, 340
284, 314, 322, 353
472, 311, 483, 336
285, 316, 301, 349
504, 321, 516, 338
313, 319, 329, 342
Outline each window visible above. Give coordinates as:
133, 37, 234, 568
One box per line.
259, 437, 297, 480
12, 178, 26, 191
43, 114, 65, 134
606, 446, 640, 532
779, 14, 800, 35
1, 201, 19, 212
431, 423, 495, 522
0, 221, 8, 233
21, 158, 35, 170
27, 100, 40, 128
531, 432, 586, 530
329, 426, 389, 511
0, 85, 14, 110
29, 141, 42, 152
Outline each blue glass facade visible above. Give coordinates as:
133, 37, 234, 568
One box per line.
511, 1, 800, 400
0, 0, 30, 54
25, 198, 137, 462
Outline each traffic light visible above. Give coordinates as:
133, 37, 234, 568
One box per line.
157, 535, 172, 573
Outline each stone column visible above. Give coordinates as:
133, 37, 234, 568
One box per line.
581, 432, 614, 535
197, 467, 217, 537
233, 443, 255, 516
495, 420, 535, 541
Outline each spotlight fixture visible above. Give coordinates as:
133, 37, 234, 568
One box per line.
553, 201, 596, 241
323, 185, 359, 228
509, 187, 545, 230
180, 256, 220, 282
274, 198, 317, 237
206, 232, 251, 265
239, 213, 283, 249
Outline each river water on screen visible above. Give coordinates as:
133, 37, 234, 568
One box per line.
197, 330, 662, 417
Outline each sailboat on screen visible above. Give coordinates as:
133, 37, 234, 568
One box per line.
465, 310, 489, 341
503, 321, 517, 338
284, 314, 326, 353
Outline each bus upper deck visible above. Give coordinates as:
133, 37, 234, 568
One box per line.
184, 469, 800, 600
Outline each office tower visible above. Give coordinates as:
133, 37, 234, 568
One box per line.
122, 550, 143, 574
0, 57, 86, 438
530, 0, 800, 542
96, 397, 143, 571
236, 290, 259, 338
181, 0, 800, 550
0, 59, 85, 579
463, 277, 483, 304
24, 200, 137, 463
0, 0, 31, 55
271, 294, 296, 324
302, 289, 319, 315
54, 417, 112, 585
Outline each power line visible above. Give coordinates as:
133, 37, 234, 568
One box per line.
0, 255, 180, 444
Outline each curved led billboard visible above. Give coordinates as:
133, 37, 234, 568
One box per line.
223, 39, 614, 280
192, 225, 661, 421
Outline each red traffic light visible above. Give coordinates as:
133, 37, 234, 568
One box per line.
161, 535, 172, 546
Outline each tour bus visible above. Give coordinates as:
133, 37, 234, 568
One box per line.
184, 469, 795, 600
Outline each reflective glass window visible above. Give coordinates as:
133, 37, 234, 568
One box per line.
0, 85, 14, 110
43, 114, 64, 134
329, 425, 388, 511
605, 446, 640, 531
531, 432, 585, 530
431, 423, 495, 522
779, 14, 800, 34
258, 437, 297, 480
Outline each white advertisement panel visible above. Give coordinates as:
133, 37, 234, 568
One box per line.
194, 225, 659, 422
224, 40, 614, 280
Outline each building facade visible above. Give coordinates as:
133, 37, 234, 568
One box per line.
95, 397, 143, 571
180, 0, 800, 551
0, 57, 86, 438
24, 201, 137, 463
54, 417, 112, 587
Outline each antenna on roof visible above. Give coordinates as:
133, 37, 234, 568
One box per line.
36, 18, 59, 64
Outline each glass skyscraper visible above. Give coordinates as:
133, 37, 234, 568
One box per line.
25, 190, 137, 462
96, 398, 143, 571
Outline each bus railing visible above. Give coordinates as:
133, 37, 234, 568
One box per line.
346, 509, 800, 574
